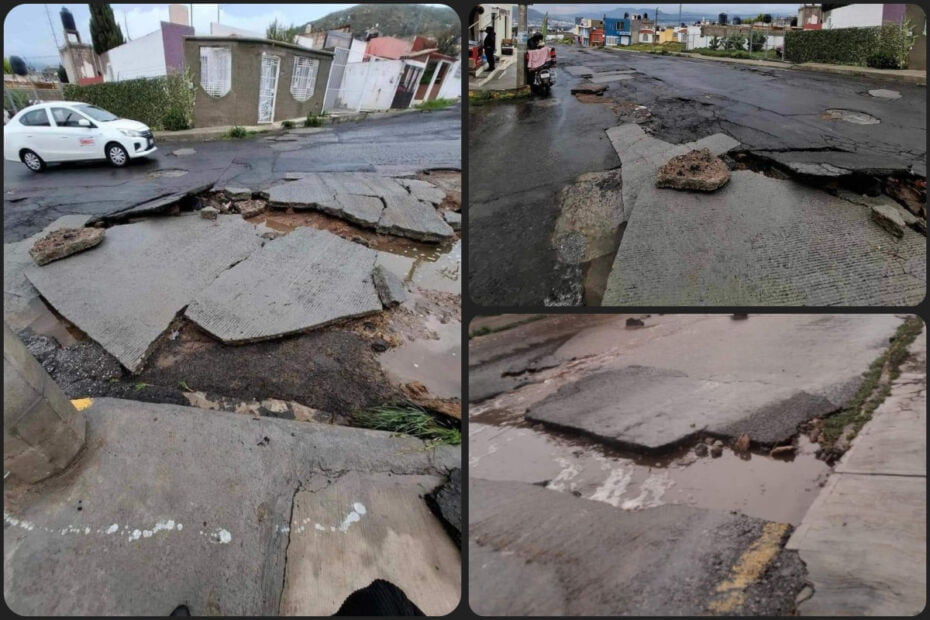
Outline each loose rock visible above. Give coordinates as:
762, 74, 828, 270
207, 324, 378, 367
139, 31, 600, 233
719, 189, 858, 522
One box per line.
199, 207, 219, 220
626, 317, 644, 328
734, 433, 751, 454
694, 443, 709, 457
30, 228, 105, 266
372, 264, 407, 307
710, 444, 724, 458
235, 200, 266, 219
656, 148, 730, 192
770, 445, 796, 457
443, 211, 462, 231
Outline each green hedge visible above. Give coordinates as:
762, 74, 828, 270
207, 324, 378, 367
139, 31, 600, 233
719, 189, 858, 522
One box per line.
62, 70, 195, 130
785, 24, 915, 68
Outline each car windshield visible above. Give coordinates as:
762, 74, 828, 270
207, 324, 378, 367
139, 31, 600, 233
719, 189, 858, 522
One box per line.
74, 104, 119, 122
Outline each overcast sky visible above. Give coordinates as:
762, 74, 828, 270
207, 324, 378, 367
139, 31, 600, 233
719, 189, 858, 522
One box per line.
3, 3, 359, 65
535, 4, 802, 18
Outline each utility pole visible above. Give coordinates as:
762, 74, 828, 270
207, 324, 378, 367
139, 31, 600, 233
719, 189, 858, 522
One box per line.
44, 5, 60, 50
516, 4, 527, 88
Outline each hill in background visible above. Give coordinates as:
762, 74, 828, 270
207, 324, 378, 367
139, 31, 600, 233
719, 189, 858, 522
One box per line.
306, 4, 459, 39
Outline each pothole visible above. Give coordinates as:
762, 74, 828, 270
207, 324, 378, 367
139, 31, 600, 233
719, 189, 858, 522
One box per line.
867, 88, 902, 99
145, 168, 189, 179
821, 108, 880, 125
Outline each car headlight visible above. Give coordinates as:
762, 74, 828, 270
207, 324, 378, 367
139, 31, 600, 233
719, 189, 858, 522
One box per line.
119, 129, 145, 137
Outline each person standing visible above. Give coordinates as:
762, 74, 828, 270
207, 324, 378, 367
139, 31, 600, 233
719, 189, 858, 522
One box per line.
483, 26, 496, 71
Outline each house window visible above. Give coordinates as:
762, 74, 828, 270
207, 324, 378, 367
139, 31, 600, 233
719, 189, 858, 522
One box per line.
290, 56, 319, 102
199, 46, 231, 97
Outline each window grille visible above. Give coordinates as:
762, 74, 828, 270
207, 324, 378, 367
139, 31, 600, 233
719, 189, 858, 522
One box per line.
290, 56, 319, 101
200, 47, 231, 97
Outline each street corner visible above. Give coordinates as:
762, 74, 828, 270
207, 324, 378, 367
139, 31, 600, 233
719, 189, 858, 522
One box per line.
468, 313, 926, 616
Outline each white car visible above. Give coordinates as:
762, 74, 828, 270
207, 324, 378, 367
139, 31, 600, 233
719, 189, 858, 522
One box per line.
4, 101, 156, 172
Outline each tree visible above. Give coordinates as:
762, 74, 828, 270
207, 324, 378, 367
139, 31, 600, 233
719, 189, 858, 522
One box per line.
266, 18, 299, 43
708, 36, 721, 50
3, 57, 10, 74
748, 30, 765, 52
57, 64, 68, 83
89, 3, 126, 55
435, 26, 458, 56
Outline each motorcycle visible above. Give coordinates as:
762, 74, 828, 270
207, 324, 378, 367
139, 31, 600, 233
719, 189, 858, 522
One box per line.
526, 46, 557, 95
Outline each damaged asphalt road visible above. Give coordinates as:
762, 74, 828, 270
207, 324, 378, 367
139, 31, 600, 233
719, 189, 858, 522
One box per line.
3, 107, 461, 242
468, 45, 926, 306
468, 313, 911, 615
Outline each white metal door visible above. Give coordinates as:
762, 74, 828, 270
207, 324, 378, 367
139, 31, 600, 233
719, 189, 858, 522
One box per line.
258, 54, 280, 124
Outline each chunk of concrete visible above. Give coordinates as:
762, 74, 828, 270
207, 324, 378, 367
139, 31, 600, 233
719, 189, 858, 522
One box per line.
221, 186, 252, 200
279, 471, 460, 616
199, 206, 219, 220
553, 169, 624, 263
234, 199, 265, 219
372, 264, 407, 307
185, 227, 382, 343
656, 148, 730, 192
24, 215, 264, 372
29, 227, 105, 266
871, 203, 906, 237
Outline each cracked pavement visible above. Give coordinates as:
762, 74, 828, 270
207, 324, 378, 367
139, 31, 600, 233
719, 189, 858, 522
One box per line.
468, 45, 926, 306
3, 107, 461, 242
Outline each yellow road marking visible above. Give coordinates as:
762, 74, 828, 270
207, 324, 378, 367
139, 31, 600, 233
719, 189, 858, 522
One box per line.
707, 521, 790, 614
70, 398, 93, 411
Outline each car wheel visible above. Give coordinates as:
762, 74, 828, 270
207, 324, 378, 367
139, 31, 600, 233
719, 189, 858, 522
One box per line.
105, 142, 129, 167
21, 149, 46, 172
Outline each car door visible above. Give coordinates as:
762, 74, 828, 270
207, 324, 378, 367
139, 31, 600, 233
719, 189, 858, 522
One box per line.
17, 108, 57, 159
48, 106, 102, 161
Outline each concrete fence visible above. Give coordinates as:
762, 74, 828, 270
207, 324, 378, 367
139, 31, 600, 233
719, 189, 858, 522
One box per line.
4, 324, 86, 483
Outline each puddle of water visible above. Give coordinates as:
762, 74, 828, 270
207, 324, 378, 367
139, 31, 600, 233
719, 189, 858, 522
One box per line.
410, 240, 460, 294
470, 420, 830, 525
378, 301, 460, 399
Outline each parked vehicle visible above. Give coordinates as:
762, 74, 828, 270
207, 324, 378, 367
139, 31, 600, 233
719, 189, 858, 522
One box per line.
3, 101, 156, 172
525, 45, 557, 95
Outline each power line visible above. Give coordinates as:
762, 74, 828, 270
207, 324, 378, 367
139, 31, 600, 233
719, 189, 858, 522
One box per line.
45, 5, 60, 49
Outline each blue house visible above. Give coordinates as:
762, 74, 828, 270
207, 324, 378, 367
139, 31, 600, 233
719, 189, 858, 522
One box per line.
604, 17, 632, 46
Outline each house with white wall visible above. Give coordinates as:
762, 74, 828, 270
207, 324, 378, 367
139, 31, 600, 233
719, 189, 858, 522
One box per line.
100, 21, 194, 82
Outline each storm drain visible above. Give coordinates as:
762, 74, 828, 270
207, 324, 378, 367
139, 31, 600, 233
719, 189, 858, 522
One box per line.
822, 108, 880, 125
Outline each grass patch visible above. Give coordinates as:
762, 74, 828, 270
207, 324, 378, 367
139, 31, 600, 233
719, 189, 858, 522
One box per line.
616, 42, 685, 53
690, 48, 781, 60
281, 119, 295, 129
469, 315, 546, 339
820, 316, 923, 447
225, 125, 248, 139
352, 404, 461, 446
468, 86, 531, 105
415, 98, 456, 111
303, 113, 325, 127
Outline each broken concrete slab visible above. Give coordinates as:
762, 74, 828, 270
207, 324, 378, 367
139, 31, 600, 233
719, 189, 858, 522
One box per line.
443, 211, 461, 231
426, 468, 461, 546
220, 186, 252, 200
4, 215, 92, 331
29, 228, 105, 266
267, 173, 453, 242
374, 251, 415, 282
870, 202, 906, 237
3, 397, 457, 615
279, 471, 460, 616
656, 148, 730, 192
397, 178, 446, 205
525, 314, 902, 451
199, 206, 219, 220
378, 194, 454, 242
316, 194, 384, 228
24, 215, 264, 372
552, 169, 624, 264
87, 182, 216, 226
470, 479, 805, 616
186, 227, 381, 343
603, 124, 925, 306
372, 264, 407, 307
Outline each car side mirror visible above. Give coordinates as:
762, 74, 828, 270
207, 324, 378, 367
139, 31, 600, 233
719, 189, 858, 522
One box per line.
77, 118, 91, 127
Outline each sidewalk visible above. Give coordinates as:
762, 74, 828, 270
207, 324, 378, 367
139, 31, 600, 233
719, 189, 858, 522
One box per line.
786, 325, 926, 615
608, 46, 927, 85
469, 55, 518, 91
